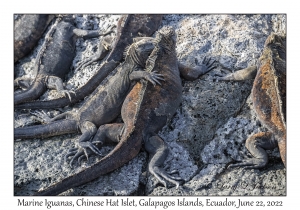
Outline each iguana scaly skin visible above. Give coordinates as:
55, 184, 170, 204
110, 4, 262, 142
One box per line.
216, 33, 286, 168
15, 14, 163, 110
14, 15, 113, 105
14, 14, 54, 63
15, 37, 164, 163
31, 26, 216, 196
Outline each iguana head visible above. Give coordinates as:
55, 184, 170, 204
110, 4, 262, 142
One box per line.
259, 33, 286, 69
155, 26, 176, 54
60, 14, 75, 24
265, 33, 286, 61
123, 38, 156, 70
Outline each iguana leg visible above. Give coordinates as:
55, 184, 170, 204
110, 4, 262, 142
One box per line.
214, 65, 257, 81
14, 77, 32, 89
144, 135, 183, 189
46, 76, 75, 101
92, 123, 124, 144
229, 131, 278, 169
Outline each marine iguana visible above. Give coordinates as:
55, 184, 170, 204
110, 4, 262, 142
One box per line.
14, 14, 54, 63
14, 15, 114, 105
18, 26, 217, 196
15, 37, 165, 161
15, 14, 163, 110
215, 33, 286, 168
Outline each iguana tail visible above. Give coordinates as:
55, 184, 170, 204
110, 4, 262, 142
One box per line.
14, 119, 78, 140
14, 76, 48, 105
34, 129, 142, 195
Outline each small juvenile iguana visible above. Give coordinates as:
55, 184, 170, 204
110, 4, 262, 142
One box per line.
215, 33, 286, 168
74, 35, 113, 72
14, 14, 54, 63
22, 26, 217, 196
14, 15, 114, 105
15, 14, 163, 110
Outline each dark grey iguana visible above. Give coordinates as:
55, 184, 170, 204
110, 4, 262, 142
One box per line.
14, 15, 114, 105
15, 26, 217, 196
215, 33, 286, 169
14, 14, 54, 63
14, 36, 165, 157
15, 14, 163, 110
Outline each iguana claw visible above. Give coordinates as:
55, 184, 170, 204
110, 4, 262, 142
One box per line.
75, 58, 93, 71
69, 151, 84, 167
30, 110, 52, 124
150, 166, 183, 189
199, 56, 218, 74
61, 90, 75, 102
145, 70, 165, 86
65, 141, 102, 166
78, 154, 87, 164
79, 141, 102, 157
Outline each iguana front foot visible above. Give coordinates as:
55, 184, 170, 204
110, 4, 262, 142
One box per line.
179, 57, 217, 80
144, 71, 165, 86
130, 70, 165, 86
30, 110, 52, 124
199, 56, 217, 74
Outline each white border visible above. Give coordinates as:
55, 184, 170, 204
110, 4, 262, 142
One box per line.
3, 0, 298, 208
